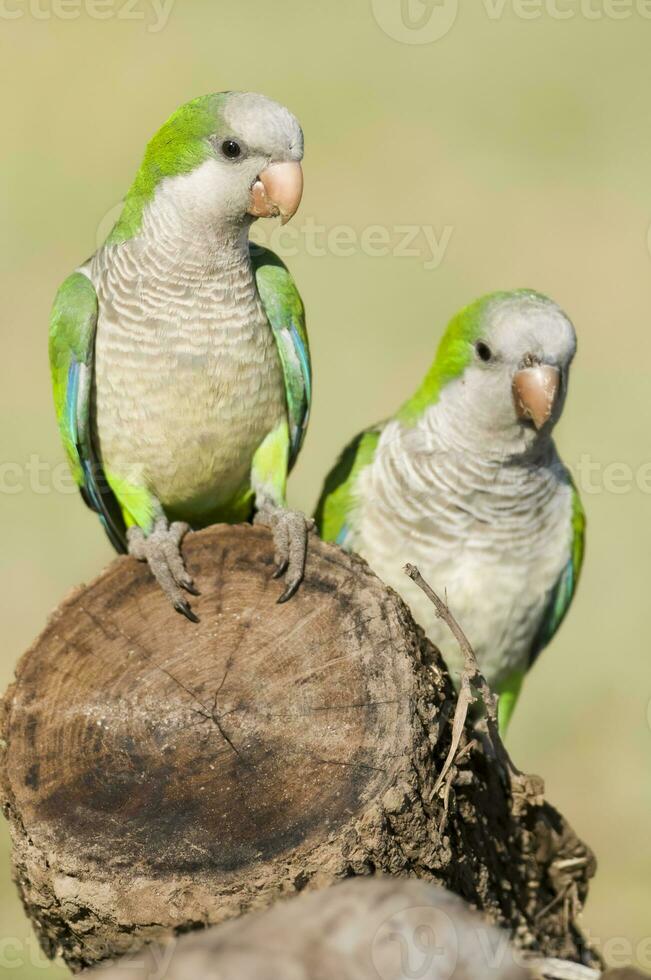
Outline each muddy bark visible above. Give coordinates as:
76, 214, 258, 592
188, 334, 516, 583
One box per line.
0, 524, 597, 971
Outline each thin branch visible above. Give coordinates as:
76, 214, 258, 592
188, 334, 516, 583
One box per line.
404, 564, 545, 813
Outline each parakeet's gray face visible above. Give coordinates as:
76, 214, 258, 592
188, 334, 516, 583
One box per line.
165, 92, 304, 233
460, 295, 577, 448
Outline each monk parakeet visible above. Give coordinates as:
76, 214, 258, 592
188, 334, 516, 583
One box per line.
49, 92, 312, 621
316, 291, 585, 730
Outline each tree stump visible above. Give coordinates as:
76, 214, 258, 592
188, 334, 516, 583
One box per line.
0, 525, 597, 971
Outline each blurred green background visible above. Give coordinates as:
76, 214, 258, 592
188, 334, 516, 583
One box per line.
2, 0, 650, 974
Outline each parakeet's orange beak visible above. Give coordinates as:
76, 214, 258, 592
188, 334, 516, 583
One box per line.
248, 161, 303, 224
513, 364, 561, 430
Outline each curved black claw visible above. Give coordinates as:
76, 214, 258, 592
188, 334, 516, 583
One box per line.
277, 577, 302, 605
175, 599, 200, 623
128, 519, 200, 622
272, 558, 290, 580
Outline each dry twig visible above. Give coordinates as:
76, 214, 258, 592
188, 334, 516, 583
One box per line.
404, 563, 545, 814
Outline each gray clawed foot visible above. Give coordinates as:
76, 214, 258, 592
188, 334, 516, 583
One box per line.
127, 518, 200, 622
255, 504, 315, 602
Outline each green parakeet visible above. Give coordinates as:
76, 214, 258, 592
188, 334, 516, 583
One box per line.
49, 92, 312, 621
316, 291, 585, 730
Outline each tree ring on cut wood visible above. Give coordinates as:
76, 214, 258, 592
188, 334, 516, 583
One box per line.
0, 524, 597, 971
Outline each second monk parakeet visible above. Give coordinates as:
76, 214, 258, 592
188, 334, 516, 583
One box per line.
316, 291, 585, 730
50, 92, 312, 620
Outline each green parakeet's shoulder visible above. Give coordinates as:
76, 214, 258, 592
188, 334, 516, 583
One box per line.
314, 425, 383, 545
108, 93, 228, 245
49, 269, 127, 551
251, 244, 311, 470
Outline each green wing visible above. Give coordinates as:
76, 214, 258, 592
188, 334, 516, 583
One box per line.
314, 426, 382, 547
251, 244, 311, 471
529, 481, 586, 665
49, 271, 127, 552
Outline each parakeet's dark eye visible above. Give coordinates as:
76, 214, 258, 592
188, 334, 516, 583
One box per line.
221, 139, 242, 160
475, 341, 492, 362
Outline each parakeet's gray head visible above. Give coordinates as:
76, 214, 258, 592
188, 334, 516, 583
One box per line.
109, 91, 304, 244
401, 290, 577, 453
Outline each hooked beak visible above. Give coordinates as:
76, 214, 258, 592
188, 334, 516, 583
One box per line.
248, 161, 304, 225
513, 364, 561, 430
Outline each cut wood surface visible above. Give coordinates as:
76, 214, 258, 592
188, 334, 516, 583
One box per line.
0, 524, 597, 970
